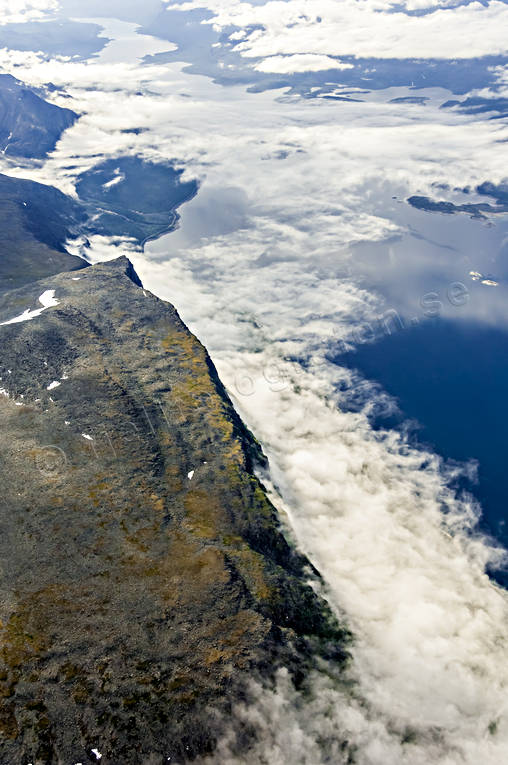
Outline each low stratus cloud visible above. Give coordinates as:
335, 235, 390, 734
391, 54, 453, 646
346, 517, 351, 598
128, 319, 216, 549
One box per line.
401, 0, 477, 8
1, 8, 508, 763
0, 0, 58, 24
174, 0, 508, 63
254, 53, 353, 74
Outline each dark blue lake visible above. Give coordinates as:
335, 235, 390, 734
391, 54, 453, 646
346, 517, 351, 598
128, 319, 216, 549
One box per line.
337, 317, 508, 586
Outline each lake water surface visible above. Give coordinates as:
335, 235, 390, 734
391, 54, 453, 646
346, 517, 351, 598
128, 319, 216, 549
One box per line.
339, 204, 508, 584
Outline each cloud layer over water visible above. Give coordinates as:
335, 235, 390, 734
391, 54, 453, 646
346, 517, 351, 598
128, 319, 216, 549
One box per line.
1, 5, 508, 762
175, 0, 508, 62
0, 0, 58, 25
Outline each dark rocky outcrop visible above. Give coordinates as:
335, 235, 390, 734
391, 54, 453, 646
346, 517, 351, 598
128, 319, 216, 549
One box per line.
0, 257, 349, 764
408, 183, 508, 219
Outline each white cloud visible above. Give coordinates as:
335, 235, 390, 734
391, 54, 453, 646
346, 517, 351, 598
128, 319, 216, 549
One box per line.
136, 245, 508, 764
174, 0, 508, 64
254, 53, 354, 74
0, 0, 58, 25
2, 11, 508, 763
401, 0, 466, 8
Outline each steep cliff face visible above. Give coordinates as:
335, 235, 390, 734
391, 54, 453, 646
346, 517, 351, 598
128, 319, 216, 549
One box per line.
0, 257, 348, 764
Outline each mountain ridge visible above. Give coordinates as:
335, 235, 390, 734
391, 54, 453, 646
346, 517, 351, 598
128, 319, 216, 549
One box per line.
0, 256, 349, 764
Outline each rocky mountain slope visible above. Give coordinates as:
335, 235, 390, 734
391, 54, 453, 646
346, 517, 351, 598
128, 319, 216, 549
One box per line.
0, 74, 77, 159
0, 257, 349, 764
0, 157, 197, 294
0, 173, 88, 293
